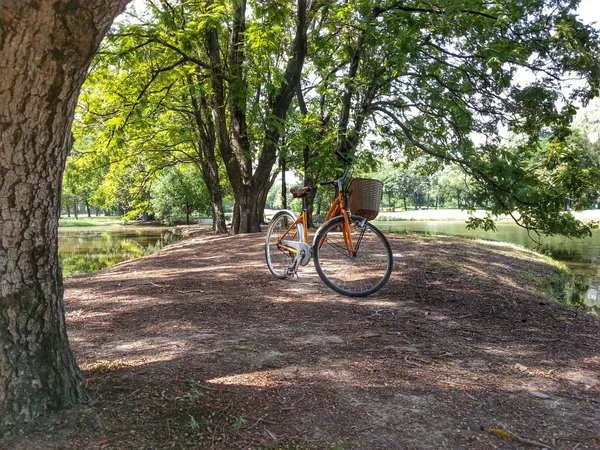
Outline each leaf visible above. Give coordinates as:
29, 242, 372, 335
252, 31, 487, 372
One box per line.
486, 428, 515, 441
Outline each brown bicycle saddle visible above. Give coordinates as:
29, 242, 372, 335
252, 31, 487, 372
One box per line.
290, 186, 312, 198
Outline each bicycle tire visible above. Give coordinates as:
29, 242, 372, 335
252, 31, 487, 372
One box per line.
313, 215, 393, 297
265, 211, 301, 279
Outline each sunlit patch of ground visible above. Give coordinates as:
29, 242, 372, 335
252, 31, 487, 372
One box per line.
2, 230, 599, 450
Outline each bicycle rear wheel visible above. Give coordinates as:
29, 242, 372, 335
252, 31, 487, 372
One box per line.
313, 216, 392, 297
265, 211, 300, 279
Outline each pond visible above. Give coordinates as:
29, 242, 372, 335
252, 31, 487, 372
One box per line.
373, 220, 600, 316
58, 226, 182, 277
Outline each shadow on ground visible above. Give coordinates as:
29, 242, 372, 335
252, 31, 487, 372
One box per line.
1, 231, 599, 449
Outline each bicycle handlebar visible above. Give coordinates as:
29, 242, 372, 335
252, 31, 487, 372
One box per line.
319, 180, 336, 186
320, 154, 352, 190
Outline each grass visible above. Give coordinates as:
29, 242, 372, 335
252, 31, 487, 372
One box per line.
59, 216, 124, 227
85, 359, 130, 373
182, 380, 205, 402
521, 256, 574, 306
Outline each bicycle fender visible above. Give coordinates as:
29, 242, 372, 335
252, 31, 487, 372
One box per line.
272, 209, 304, 242
273, 209, 298, 221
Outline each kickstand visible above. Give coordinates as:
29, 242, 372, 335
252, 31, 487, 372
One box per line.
286, 251, 303, 278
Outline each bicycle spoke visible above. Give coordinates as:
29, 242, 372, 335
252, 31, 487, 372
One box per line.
314, 217, 392, 297
350, 223, 367, 256
320, 238, 351, 257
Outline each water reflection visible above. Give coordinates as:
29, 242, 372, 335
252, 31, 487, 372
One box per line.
374, 220, 600, 315
59, 227, 181, 277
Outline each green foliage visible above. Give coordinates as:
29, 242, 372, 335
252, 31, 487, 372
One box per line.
466, 215, 498, 233
188, 415, 201, 430
182, 380, 204, 402
60, 253, 125, 277
370, 119, 600, 237
231, 415, 247, 429
62, 133, 108, 217
151, 165, 210, 224
70, 0, 600, 237
372, 159, 451, 210
297, 0, 600, 237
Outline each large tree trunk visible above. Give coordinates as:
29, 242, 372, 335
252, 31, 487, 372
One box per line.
206, 0, 311, 235
0, 0, 127, 426
187, 76, 227, 234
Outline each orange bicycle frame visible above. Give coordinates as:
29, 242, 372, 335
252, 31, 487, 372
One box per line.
276, 211, 309, 255
319, 191, 356, 254
276, 186, 356, 256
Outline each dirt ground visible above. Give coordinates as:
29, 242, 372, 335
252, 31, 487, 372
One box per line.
1, 227, 599, 450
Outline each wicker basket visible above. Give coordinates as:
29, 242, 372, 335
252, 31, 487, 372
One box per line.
348, 178, 383, 220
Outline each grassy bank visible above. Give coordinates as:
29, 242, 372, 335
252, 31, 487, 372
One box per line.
376, 208, 600, 222
59, 216, 124, 227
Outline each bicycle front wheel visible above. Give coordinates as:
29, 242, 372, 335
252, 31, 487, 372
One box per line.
313, 216, 393, 297
265, 211, 300, 279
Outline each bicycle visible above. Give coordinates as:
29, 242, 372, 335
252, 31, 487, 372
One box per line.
265, 151, 393, 297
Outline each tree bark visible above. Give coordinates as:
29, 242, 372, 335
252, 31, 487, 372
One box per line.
205, 0, 312, 234
296, 84, 320, 228
280, 157, 287, 210
0, 0, 128, 426
187, 75, 227, 233
243, 0, 310, 233
259, 170, 278, 224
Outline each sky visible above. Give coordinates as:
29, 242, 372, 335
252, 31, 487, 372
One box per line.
576, 0, 600, 27
125, 0, 600, 26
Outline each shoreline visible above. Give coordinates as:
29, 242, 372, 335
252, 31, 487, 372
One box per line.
375, 208, 600, 222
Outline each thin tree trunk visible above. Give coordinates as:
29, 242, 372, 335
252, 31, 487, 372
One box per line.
280, 157, 287, 210
296, 84, 319, 228
260, 170, 278, 224
316, 192, 323, 216
0, 0, 127, 426
208, 186, 227, 233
